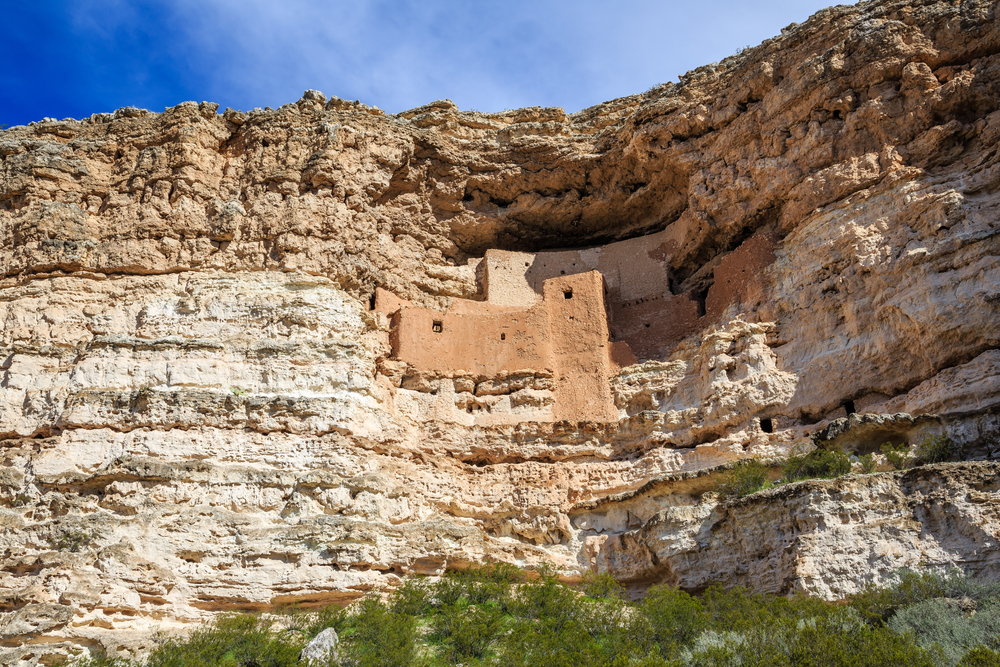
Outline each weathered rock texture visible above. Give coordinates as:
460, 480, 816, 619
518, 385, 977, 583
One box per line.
2, 0, 1000, 662
595, 463, 1000, 600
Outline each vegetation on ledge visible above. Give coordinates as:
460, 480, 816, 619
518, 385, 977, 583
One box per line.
717, 435, 967, 501
71, 566, 1000, 667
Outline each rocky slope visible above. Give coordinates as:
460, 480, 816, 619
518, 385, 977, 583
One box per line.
2, 0, 1000, 662
596, 462, 1000, 599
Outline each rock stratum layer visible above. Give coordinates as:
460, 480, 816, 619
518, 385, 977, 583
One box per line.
2, 0, 1000, 662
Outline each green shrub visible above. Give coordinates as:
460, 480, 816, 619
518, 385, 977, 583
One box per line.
49, 529, 96, 553
915, 435, 964, 465
463, 562, 522, 605
63, 565, 1000, 667
687, 629, 750, 667
495, 595, 647, 667
144, 614, 304, 667
860, 452, 878, 473
781, 445, 852, 482
783, 616, 942, 667
701, 584, 812, 631
450, 604, 502, 661
580, 570, 624, 600
959, 646, 1000, 667
492, 615, 605, 667
636, 585, 709, 650
339, 597, 418, 667
669, 600, 941, 667
389, 577, 431, 616
848, 568, 1000, 629
431, 573, 467, 609
851, 569, 947, 623
282, 603, 349, 640
476, 561, 523, 584
432, 602, 504, 662
882, 442, 912, 470
716, 459, 771, 500
425, 564, 520, 614
890, 597, 1000, 665
503, 567, 582, 628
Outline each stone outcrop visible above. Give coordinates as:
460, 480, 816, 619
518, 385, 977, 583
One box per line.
812, 412, 944, 451
301, 628, 339, 665
2, 0, 1000, 662
594, 463, 1000, 600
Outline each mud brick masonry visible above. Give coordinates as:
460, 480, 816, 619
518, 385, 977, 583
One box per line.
376, 230, 776, 423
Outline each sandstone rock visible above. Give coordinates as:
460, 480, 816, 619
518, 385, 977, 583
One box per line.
1, 0, 1000, 661
593, 463, 1000, 600
813, 412, 944, 452
0, 603, 74, 639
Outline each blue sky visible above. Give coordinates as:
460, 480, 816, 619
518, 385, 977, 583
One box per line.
2, 1, 850, 126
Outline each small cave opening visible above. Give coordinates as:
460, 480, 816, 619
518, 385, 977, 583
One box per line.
368, 291, 376, 311
694, 287, 709, 317
564, 289, 573, 299
760, 418, 773, 433
500, 333, 506, 340
843, 400, 857, 416
432, 320, 443, 333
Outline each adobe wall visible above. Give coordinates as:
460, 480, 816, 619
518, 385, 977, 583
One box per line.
478, 229, 778, 363
373, 287, 413, 315
483, 250, 542, 308
388, 270, 622, 423
518, 229, 674, 305
527, 231, 776, 358
705, 233, 778, 320
610, 293, 701, 361
382, 230, 779, 425
543, 272, 619, 422
603, 232, 777, 358
392, 303, 551, 377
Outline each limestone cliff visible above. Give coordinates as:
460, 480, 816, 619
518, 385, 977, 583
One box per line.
2, 0, 1000, 663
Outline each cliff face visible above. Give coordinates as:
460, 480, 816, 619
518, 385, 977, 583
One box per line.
2, 0, 1000, 662
596, 462, 1000, 600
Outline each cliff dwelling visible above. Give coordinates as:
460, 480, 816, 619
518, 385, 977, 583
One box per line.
7, 2, 1000, 660
376, 228, 777, 424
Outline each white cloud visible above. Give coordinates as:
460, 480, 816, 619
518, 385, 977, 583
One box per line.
65, 0, 854, 114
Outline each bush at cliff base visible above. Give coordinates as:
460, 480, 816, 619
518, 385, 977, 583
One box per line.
69, 566, 1000, 667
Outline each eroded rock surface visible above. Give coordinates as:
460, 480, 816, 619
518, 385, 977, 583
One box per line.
2, 0, 1000, 662
595, 463, 1000, 600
